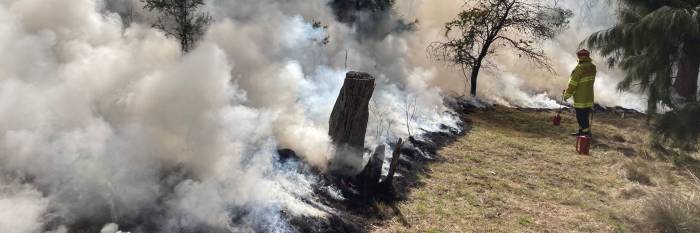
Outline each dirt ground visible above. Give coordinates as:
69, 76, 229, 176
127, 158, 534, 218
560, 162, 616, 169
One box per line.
371, 106, 699, 233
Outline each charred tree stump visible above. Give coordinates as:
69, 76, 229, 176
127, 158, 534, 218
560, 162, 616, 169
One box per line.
383, 138, 404, 189
328, 71, 375, 175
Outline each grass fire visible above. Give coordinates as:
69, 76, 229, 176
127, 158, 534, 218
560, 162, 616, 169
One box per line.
0, 0, 698, 233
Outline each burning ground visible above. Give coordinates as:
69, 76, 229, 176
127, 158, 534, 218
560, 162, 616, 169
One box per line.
0, 0, 666, 233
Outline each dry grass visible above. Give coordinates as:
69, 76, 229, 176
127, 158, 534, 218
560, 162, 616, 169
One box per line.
643, 192, 700, 233
625, 159, 654, 186
372, 107, 699, 233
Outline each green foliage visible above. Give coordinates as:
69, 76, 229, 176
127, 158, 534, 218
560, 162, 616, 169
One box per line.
311, 20, 331, 46
583, 0, 700, 148
141, 0, 212, 53
429, 0, 572, 95
329, 0, 396, 23
329, 0, 416, 39
655, 103, 700, 150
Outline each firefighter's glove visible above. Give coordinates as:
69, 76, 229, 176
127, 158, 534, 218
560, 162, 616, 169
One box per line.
563, 93, 573, 101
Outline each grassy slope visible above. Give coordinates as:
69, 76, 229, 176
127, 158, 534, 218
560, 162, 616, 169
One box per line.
372, 107, 698, 233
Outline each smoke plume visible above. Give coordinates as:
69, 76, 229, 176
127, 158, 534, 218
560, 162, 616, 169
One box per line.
397, 0, 645, 110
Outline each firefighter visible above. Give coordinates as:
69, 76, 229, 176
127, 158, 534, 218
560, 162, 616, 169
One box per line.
564, 49, 597, 136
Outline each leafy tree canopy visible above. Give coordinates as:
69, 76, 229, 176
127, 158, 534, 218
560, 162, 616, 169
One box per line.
584, 0, 700, 149
142, 0, 212, 53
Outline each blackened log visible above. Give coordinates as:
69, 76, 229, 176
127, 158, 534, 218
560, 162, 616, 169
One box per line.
328, 71, 375, 175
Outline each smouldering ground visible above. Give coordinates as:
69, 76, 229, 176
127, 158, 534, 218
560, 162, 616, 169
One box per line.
372, 106, 698, 233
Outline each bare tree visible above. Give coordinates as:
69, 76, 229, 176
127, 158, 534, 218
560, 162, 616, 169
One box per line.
369, 100, 394, 140
429, 0, 572, 96
141, 0, 212, 53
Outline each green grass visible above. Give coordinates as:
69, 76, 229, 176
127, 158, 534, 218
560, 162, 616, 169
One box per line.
517, 216, 533, 226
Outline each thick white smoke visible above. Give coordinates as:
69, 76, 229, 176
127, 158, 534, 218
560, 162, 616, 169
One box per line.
0, 180, 48, 233
0, 0, 643, 232
0, 0, 455, 232
0, 0, 329, 232
397, 0, 646, 110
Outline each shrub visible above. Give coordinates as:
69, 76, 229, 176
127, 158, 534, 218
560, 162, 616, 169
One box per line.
625, 160, 653, 186
644, 192, 700, 233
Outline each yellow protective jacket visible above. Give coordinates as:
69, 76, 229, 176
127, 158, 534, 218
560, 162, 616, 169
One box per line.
564, 56, 597, 108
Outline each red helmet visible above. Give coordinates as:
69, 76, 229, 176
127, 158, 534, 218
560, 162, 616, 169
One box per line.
577, 49, 590, 57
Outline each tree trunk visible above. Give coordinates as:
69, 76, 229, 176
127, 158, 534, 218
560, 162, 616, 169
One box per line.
676, 55, 700, 102
329, 71, 376, 175
469, 34, 497, 96
470, 62, 481, 96
468, 1, 511, 96
470, 50, 489, 96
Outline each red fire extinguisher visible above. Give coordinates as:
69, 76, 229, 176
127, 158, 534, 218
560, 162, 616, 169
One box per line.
553, 112, 561, 126
575, 108, 595, 155
553, 91, 564, 126
576, 136, 591, 155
